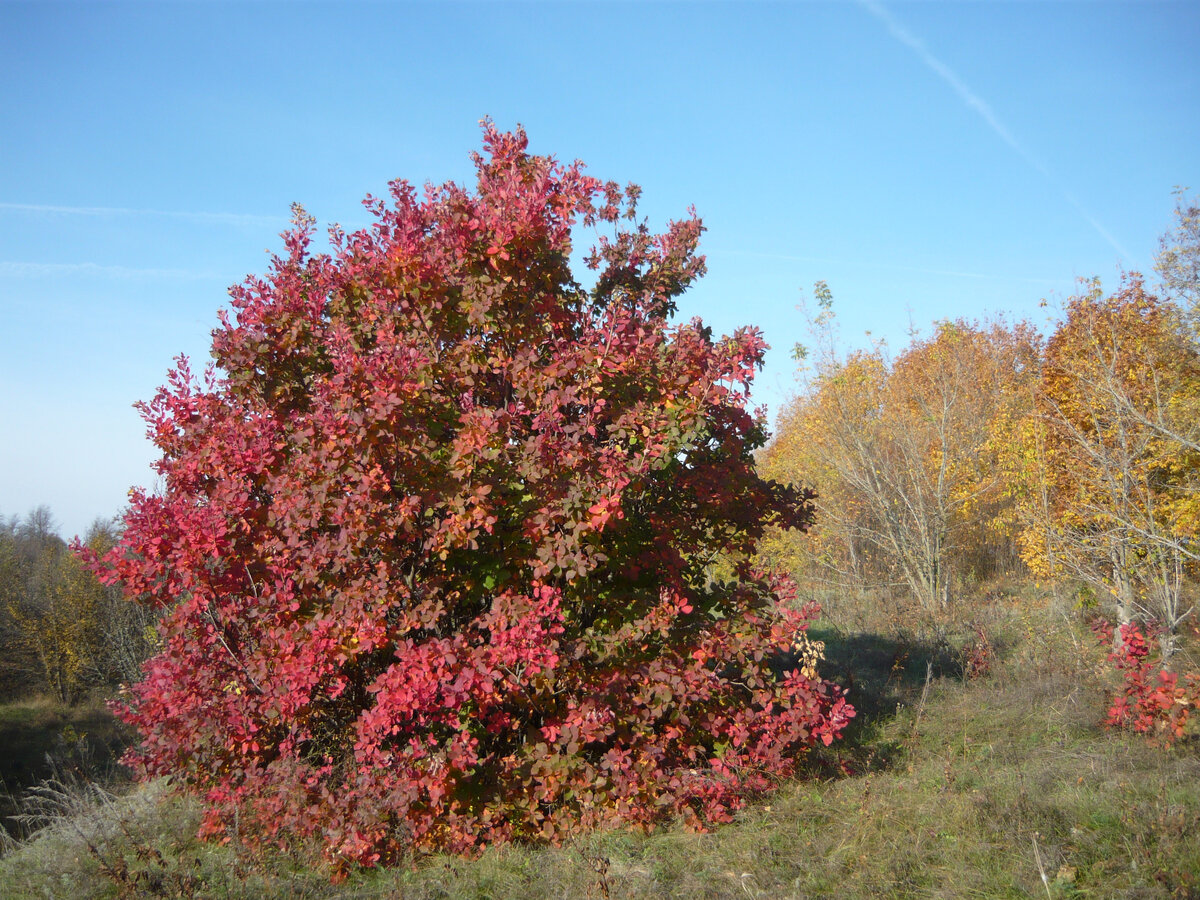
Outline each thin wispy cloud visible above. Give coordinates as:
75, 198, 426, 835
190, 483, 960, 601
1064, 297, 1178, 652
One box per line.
715, 249, 1067, 286
0, 261, 217, 280
858, 0, 1134, 263
0, 202, 284, 229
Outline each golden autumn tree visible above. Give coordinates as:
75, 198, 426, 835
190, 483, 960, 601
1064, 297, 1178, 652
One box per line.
760, 347, 888, 595
1, 512, 137, 703
1021, 275, 1200, 655
762, 287, 1037, 613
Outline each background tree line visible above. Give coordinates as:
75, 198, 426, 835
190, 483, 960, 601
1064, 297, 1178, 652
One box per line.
0, 507, 157, 704
760, 193, 1200, 659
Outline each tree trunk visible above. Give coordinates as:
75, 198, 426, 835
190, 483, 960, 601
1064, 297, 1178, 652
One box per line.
1158, 629, 1179, 665
1110, 549, 1136, 649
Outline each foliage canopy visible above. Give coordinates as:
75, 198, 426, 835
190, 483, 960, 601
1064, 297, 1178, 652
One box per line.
762, 299, 1037, 613
1021, 275, 1200, 646
87, 125, 852, 869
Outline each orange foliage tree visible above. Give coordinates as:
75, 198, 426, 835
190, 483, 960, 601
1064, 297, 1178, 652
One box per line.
1019, 275, 1200, 655
761, 288, 1037, 613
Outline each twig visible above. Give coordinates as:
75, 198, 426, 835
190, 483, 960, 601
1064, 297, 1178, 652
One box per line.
574, 845, 611, 899
907, 660, 934, 751
1031, 832, 1052, 899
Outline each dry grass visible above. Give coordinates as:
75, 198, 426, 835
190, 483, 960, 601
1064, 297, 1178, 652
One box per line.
2, 586, 1198, 899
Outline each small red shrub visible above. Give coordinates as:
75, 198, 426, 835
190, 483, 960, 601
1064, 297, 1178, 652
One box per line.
960, 624, 994, 681
84, 125, 853, 870
1093, 620, 1199, 744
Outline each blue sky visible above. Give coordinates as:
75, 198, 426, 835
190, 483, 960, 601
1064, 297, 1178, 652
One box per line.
1, 0, 1196, 539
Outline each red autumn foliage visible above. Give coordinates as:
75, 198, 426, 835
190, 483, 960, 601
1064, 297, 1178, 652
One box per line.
959, 624, 995, 681
1093, 620, 1199, 744
83, 125, 853, 869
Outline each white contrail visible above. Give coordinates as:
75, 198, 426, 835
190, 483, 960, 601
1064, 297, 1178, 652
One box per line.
0, 202, 283, 228
0, 261, 217, 280
858, 0, 1134, 263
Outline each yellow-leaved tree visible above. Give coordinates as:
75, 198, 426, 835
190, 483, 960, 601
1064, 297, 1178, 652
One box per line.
1018, 275, 1200, 656
2, 512, 152, 702
761, 285, 1037, 614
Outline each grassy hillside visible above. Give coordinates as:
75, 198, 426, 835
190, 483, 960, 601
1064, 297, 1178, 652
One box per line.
2, 587, 1198, 899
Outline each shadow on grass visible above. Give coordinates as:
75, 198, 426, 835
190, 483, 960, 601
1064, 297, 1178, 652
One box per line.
0, 697, 131, 840
791, 623, 969, 777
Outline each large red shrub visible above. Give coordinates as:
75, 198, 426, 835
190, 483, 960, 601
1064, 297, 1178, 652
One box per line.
88, 125, 853, 869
